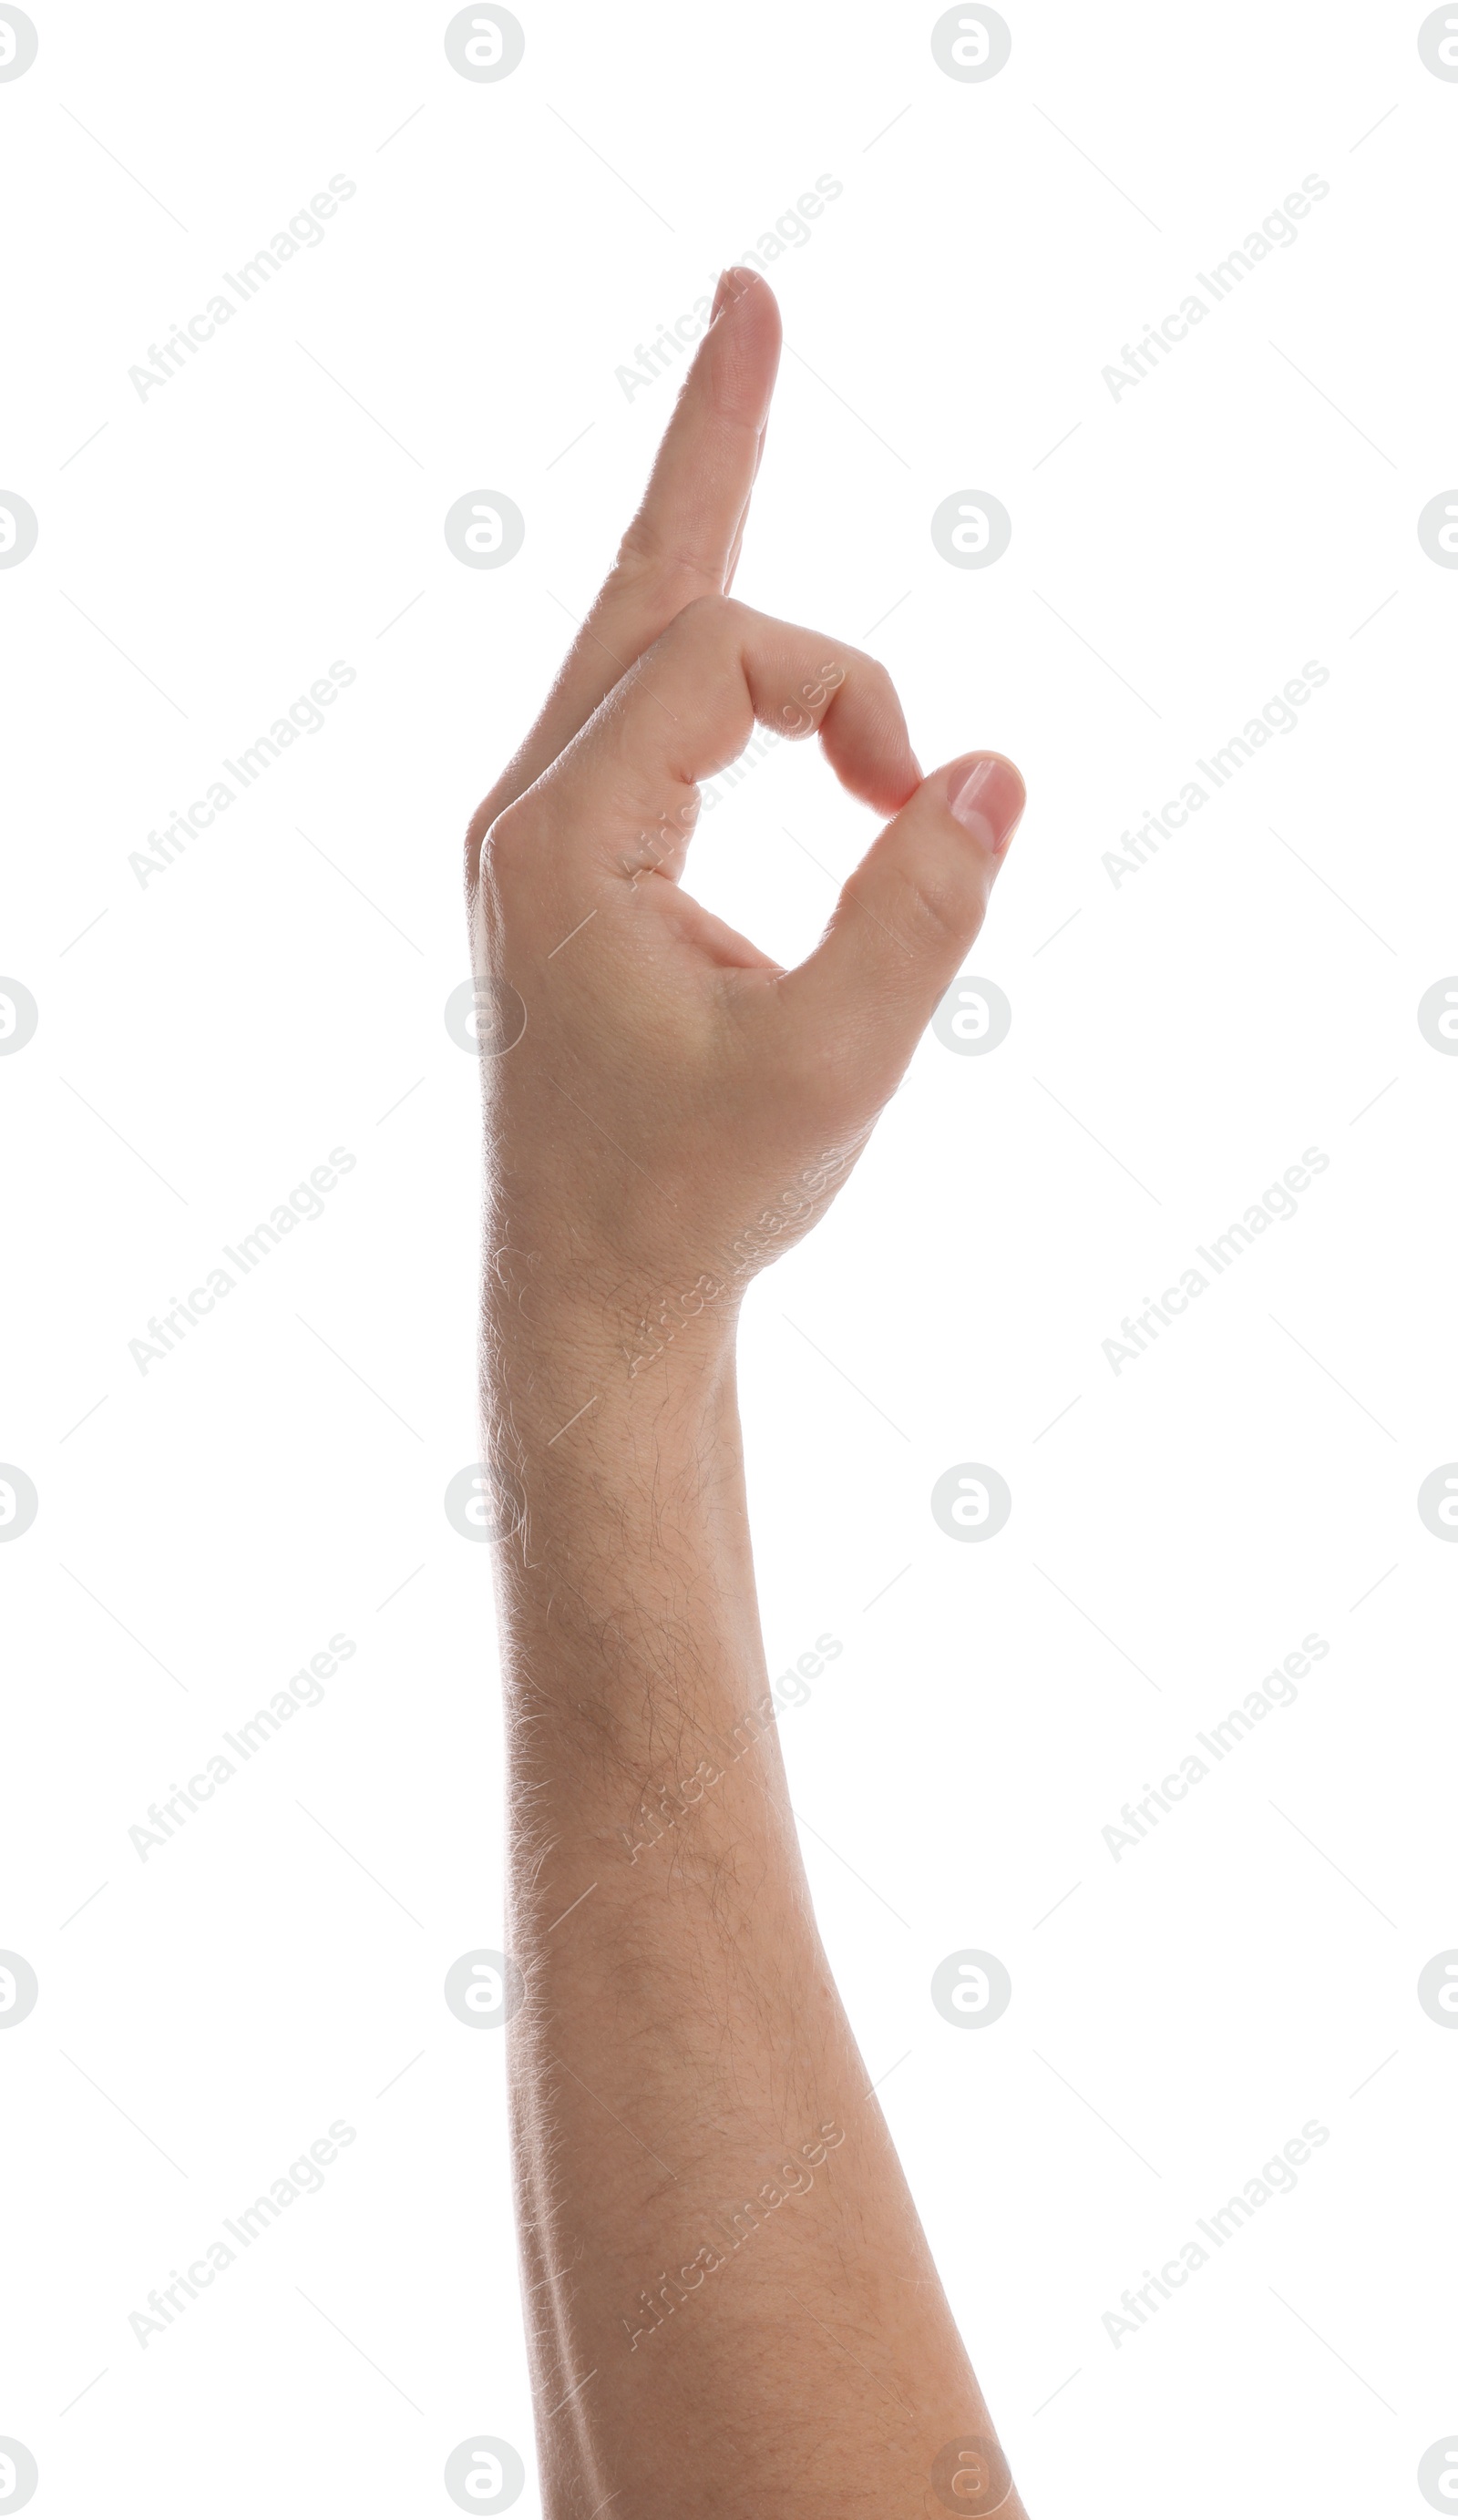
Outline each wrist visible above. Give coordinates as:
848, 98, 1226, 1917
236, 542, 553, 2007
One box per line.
481, 1232, 743, 1416
483, 1274, 754, 1675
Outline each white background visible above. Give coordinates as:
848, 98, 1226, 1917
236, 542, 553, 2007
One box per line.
3, 2, 1457, 2513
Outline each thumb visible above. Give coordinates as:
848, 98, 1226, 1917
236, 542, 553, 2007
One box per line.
774, 751, 1025, 1096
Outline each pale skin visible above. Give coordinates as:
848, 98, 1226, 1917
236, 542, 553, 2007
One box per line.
467, 269, 1029, 2519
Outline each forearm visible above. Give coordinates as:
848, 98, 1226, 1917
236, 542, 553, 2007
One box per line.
488, 1286, 1022, 2517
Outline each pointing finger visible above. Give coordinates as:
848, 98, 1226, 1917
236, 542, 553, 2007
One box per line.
467, 271, 781, 883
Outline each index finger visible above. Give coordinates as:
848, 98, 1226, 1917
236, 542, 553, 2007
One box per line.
467, 269, 781, 882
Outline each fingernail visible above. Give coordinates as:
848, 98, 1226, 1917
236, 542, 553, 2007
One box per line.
712, 265, 755, 322
947, 753, 1025, 855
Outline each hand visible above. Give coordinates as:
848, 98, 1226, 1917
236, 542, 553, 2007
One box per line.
467, 268, 1025, 1379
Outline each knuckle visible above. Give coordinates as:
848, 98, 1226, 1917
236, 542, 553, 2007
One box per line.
611, 517, 661, 574
464, 796, 494, 880
893, 857, 980, 953
473, 797, 534, 891
667, 589, 740, 645
611, 529, 723, 604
